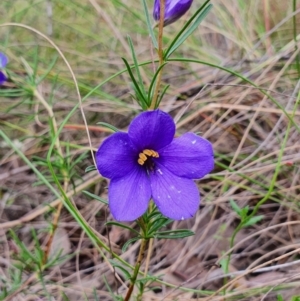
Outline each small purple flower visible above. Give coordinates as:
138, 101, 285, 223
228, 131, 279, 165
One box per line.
153, 0, 193, 27
96, 110, 214, 221
0, 52, 8, 85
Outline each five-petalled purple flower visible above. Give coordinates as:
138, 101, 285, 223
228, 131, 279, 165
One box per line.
0, 52, 8, 85
96, 110, 214, 221
153, 0, 193, 27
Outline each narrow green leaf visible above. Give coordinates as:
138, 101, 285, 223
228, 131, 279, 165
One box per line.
240, 206, 249, 219
36, 55, 59, 84
122, 237, 140, 253
230, 199, 242, 215
85, 165, 97, 173
131, 84, 148, 110
127, 36, 147, 101
141, 0, 158, 49
122, 58, 147, 103
156, 229, 194, 239
111, 263, 132, 280
144, 208, 163, 220
168, 5, 212, 57
135, 275, 160, 284
96, 122, 120, 132
83, 190, 108, 205
243, 215, 264, 228
45, 249, 65, 269
148, 218, 172, 234
155, 84, 170, 108
106, 221, 141, 236
165, 0, 212, 59
31, 228, 44, 263
103, 276, 121, 301
9, 230, 38, 264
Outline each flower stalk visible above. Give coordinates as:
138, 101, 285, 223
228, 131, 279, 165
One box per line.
124, 238, 147, 301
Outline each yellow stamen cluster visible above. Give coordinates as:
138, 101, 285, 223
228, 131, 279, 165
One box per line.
138, 149, 159, 165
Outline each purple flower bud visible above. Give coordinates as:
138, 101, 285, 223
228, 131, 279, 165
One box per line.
0, 52, 8, 85
153, 0, 193, 27
0, 52, 8, 68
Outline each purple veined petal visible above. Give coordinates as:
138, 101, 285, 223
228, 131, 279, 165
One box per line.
108, 167, 151, 221
96, 132, 138, 180
157, 133, 214, 179
0, 71, 6, 85
128, 110, 175, 151
150, 163, 200, 220
153, 0, 193, 27
0, 52, 8, 68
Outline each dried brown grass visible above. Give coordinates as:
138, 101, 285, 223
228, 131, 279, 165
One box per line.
1, 0, 300, 300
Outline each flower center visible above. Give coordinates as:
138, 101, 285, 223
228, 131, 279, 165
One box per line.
137, 149, 159, 166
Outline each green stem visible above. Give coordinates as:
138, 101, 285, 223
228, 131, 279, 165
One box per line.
34, 89, 63, 159
224, 224, 242, 275
124, 239, 147, 301
149, 0, 165, 110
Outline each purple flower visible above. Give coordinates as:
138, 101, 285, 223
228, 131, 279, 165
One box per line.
96, 110, 214, 221
153, 0, 193, 27
0, 52, 8, 85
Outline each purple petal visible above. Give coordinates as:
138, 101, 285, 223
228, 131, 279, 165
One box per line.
153, 0, 193, 26
0, 52, 8, 68
109, 168, 151, 221
96, 132, 138, 179
150, 163, 200, 220
128, 110, 175, 151
0, 71, 6, 85
158, 133, 214, 179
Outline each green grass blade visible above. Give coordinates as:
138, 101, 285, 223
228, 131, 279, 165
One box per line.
127, 35, 147, 102
141, 0, 158, 49
122, 57, 147, 106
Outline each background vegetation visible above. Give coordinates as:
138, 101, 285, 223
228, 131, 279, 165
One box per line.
1, 0, 300, 300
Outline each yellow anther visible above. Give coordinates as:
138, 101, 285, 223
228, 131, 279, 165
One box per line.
138, 158, 145, 165
143, 149, 159, 158
137, 149, 159, 165
143, 149, 153, 156
139, 153, 147, 161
